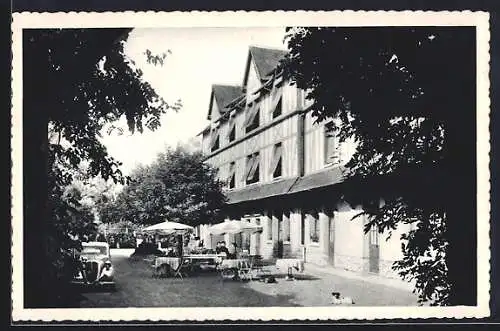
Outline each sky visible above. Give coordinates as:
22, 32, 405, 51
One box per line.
101, 27, 287, 175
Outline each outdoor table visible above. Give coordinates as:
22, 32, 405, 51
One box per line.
154, 256, 181, 271
184, 254, 225, 269
219, 259, 252, 271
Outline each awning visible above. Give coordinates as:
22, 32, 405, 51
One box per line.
288, 166, 345, 194
224, 167, 346, 205
226, 177, 299, 204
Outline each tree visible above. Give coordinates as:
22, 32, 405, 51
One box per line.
283, 27, 476, 305
100, 146, 226, 228
23, 28, 179, 307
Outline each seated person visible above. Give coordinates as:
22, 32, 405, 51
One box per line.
166, 247, 178, 257
227, 242, 238, 259
217, 241, 230, 257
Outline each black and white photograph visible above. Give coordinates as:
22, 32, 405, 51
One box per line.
11, 11, 490, 321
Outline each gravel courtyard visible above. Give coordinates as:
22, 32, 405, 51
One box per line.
76, 249, 419, 308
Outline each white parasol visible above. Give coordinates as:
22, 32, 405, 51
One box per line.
141, 220, 193, 235
208, 220, 263, 235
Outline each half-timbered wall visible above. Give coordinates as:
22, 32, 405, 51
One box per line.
197, 48, 407, 281
245, 60, 261, 100
202, 77, 304, 187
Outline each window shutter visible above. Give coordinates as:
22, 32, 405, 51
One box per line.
247, 153, 260, 181
244, 103, 259, 128
324, 123, 337, 163
269, 144, 283, 175
269, 74, 283, 114
209, 129, 219, 149
226, 119, 236, 141
226, 162, 236, 187
269, 87, 283, 114
244, 155, 255, 180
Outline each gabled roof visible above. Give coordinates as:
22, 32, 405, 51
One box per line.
207, 84, 243, 120
243, 46, 288, 88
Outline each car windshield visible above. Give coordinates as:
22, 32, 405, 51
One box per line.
81, 245, 108, 255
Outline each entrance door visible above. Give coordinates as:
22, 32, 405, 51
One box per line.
368, 225, 380, 273
328, 216, 335, 265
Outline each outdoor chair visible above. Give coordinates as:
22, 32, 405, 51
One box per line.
249, 255, 272, 280
237, 260, 253, 281
173, 258, 192, 279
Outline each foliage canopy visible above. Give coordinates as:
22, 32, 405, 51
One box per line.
283, 27, 475, 305
99, 146, 226, 228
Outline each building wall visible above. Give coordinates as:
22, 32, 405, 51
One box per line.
210, 96, 221, 122
198, 48, 407, 280
202, 80, 304, 188
332, 203, 366, 273
246, 60, 261, 101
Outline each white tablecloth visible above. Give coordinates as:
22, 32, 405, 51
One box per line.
275, 259, 305, 273
184, 254, 224, 264
155, 257, 181, 270
220, 259, 250, 269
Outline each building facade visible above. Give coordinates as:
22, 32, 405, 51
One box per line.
198, 46, 411, 279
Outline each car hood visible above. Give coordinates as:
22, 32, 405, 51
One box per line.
80, 254, 109, 263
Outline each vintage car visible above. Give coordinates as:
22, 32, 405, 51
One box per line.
72, 241, 115, 288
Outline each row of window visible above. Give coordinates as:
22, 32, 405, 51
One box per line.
209, 83, 284, 153
245, 212, 319, 245
223, 123, 337, 189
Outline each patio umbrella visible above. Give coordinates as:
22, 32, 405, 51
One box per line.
208, 220, 263, 235
141, 220, 194, 235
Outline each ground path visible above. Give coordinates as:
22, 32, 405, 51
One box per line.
77, 249, 419, 307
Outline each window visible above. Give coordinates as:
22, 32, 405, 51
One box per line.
209, 128, 220, 153
283, 212, 290, 242
272, 98, 282, 118
228, 121, 236, 142
324, 121, 337, 164
267, 217, 273, 241
309, 213, 320, 243
227, 161, 236, 189
244, 102, 260, 133
300, 212, 305, 245
270, 142, 283, 179
245, 152, 260, 185
270, 80, 283, 119
210, 135, 220, 152
242, 221, 251, 250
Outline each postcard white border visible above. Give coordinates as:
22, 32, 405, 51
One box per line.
11, 10, 491, 321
